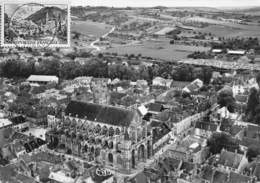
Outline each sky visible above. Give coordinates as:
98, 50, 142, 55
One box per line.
72, 0, 260, 7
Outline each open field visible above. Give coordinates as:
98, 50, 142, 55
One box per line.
196, 24, 260, 39
71, 21, 112, 37
104, 39, 210, 61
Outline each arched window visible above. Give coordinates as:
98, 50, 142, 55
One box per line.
90, 146, 95, 153
84, 144, 88, 152
95, 148, 100, 157
115, 128, 120, 135
103, 141, 109, 148
108, 127, 114, 137
108, 141, 113, 149
102, 126, 108, 136
95, 125, 101, 134
117, 155, 123, 166
108, 153, 113, 164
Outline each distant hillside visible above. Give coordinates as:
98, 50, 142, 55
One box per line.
227, 7, 260, 14
71, 6, 111, 18
26, 6, 67, 25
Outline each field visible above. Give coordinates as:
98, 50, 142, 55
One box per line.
182, 16, 260, 38
71, 21, 112, 37
196, 24, 260, 39
105, 39, 210, 61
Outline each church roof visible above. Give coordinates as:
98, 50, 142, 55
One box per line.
65, 100, 136, 127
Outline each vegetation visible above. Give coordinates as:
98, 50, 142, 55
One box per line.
0, 58, 213, 84
217, 86, 236, 113
246, 145, 260, 162
187, 51, 214, 59
207, 132, 239, 154
211, 37, 260, 53
244, 73, 260, 124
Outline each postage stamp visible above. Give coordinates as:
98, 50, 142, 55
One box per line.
1, 0, 70, 47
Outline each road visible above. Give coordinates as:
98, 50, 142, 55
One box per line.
90, 26, 116, 52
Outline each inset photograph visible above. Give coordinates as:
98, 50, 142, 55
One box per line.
2, 1, 70, 47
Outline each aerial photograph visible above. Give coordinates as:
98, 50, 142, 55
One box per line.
1, 0, 260, 182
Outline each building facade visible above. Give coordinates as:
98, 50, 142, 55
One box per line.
46, 100, 164, 173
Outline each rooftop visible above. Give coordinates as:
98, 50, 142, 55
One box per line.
65, 100, 137, 127
27, 75, 59, 82
218, 150, 243, 169
195, 121, 218, 131
0, 118, 12, 128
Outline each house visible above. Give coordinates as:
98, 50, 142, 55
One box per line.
216, 149, 248, 173
199, 165, 253, 183
136, 80, 148, 87
48, 170, 75, 183
243, 125, 260, 140
211, 49, 223, 54
194, 121, 218, 138
147, 103, 165, 115
219, 121, 243, 138
127, 172, 149, 183
27, 75, 59, 85
182, 79, 203, 94
166, 135, 208, 164
173, 112, 205, 135
239, 137, 260, 152
227, 172, 252, 183
212, 71, 222, 79
0, 118, 12, 129
227, 50, 246, 56
152, 77, 173, 88
232, 85, 245, 96
217, 107, 238, 120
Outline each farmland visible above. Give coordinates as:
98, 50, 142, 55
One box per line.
71, 21, 112, 37
196, 24, 260, 39
105, 39, 210, 61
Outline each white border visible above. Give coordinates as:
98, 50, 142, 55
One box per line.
1, 0, 71, 48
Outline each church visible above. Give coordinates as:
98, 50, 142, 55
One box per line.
46, 100, 171, 173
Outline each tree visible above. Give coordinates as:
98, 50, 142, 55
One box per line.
217, 86, 236, 112
207, 133, 239, 154
247, 145, 260, 162
246, 87, 259, 121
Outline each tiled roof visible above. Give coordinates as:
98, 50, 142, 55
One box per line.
150, 120, 162, 127
245, 125, 260, 139
240, 137, 260, 147
180, 161, 194, 174
65, 100, 136, 127
220, 122, 242, 136
253, 162, 260, 180
147, 103, 163, 112
218, 150, 243, 169
212, 171, 228, 183
228, 172, 251, 183
201, 165, 214, 182
27, 75, 58, 82
235, 95, 248, 103
166, 158, 181, 170
195, 122, 217, 131
10, 115, 26, 125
